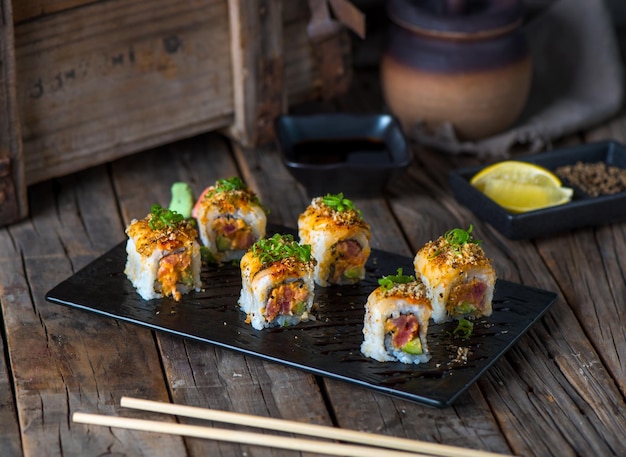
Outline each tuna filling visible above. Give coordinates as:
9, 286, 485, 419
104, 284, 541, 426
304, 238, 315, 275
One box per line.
448, 278, 488, 317
384, 314, 422, 354
264, 280, 309, 323
329, 239, 367, 283
157, 251, 193, 302
212, 216, 255, 252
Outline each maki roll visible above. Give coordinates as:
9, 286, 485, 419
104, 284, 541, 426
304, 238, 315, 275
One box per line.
414, 225, 496, 323
192, 177, 267, 263
125, 204, 202, 302
238, 233, 316, 330
298, 193, 371, 286
361, 269, 432, 364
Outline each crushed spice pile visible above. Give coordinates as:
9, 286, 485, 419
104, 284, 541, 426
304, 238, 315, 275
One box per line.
555, 161, 626, 197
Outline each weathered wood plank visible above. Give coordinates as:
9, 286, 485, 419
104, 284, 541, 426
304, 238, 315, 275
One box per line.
0, 326, 21, 457
11, 0, 345, 191
11, 0, 101, 24
535, 228, 626, 395
111, 135, 239, 222
479, 309, 626, 457
228, 0, 285, 147
15, 0, 233, 185
3, 0, 349, 229
0, 0, 27, 226
326, 382, 511, 452
578, 114, 626, 392
0, 165, 187, 456
157, 335, 332, 457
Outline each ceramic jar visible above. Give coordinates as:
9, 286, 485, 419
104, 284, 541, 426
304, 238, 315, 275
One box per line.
381, 0, 532, 141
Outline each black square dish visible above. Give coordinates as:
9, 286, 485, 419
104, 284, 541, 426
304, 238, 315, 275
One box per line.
275, 113, 412, 198
449, 141, 626, 240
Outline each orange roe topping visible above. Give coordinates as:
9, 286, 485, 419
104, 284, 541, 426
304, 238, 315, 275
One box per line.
308, 196, 367, 227
126, 214, 197, 257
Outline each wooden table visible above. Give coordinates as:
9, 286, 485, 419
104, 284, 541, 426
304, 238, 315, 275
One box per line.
1, 54, 626, 457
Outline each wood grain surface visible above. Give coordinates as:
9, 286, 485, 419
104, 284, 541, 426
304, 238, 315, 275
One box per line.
1, 19, 626, 457
0, 0, 26, 225
3, 0, 346, 227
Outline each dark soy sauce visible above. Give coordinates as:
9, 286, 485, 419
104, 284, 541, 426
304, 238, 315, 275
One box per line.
291, 138, 392, 165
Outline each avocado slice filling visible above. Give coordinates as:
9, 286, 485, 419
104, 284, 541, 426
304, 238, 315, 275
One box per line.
343, 266, 362, 279
292, 301, 307, 315
453, 301, 476, 316
216, 235, 231, 252
402, 337, 423, 355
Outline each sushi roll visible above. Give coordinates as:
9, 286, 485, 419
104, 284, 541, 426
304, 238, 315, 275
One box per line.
192, 177, 267, 263
414, 225, 496, 323
298, 193, 371, 286
361, 269, 432, 364
238, 233, 316, 330
124, 204, 202, 302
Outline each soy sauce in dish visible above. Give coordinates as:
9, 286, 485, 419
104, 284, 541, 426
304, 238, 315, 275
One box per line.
291, 138, 392, 165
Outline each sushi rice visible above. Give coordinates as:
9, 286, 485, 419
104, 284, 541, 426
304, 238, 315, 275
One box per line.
361, 280, 432, 364
238, 233, 316, 330
125, 205, 202, 302
298, 194, 371, 287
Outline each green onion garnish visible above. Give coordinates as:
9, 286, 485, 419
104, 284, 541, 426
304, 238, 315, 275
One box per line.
378, 268, 414, 291
252, 233, 312, 264
431, 225, 481, 257
445, 225, 481, 247
148, 204, 184, 230
322, 193, 362, 218
215, 177, 247, 192
453, 318, 474, 339
207, 177, 265, 211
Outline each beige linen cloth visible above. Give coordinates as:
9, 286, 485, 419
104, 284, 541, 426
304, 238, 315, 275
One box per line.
410, 0, 624, 158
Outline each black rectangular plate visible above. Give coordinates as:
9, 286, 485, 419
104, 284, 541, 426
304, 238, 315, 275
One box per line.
449, 140, 626, 240
45, 227, 556, 408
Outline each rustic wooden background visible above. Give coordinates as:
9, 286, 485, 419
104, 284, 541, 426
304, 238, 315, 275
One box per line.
0, 1, 625, 456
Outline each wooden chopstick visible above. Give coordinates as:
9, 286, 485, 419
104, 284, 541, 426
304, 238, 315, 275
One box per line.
73, 411, 426, 457
118, 396, 512, 457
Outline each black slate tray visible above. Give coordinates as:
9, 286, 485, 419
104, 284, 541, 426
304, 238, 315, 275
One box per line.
45, 227, 556, 408
449, 140, 626, 240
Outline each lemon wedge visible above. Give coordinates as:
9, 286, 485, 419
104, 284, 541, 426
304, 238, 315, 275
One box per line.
470, 161, 573, 213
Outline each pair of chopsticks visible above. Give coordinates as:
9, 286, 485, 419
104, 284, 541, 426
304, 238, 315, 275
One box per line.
72, 397, 513, 457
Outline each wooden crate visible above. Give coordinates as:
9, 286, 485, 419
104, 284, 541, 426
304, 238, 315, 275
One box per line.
0, 0, 354, 226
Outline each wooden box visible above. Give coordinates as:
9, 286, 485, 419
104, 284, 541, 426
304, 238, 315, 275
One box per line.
0, 0, 355, 225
